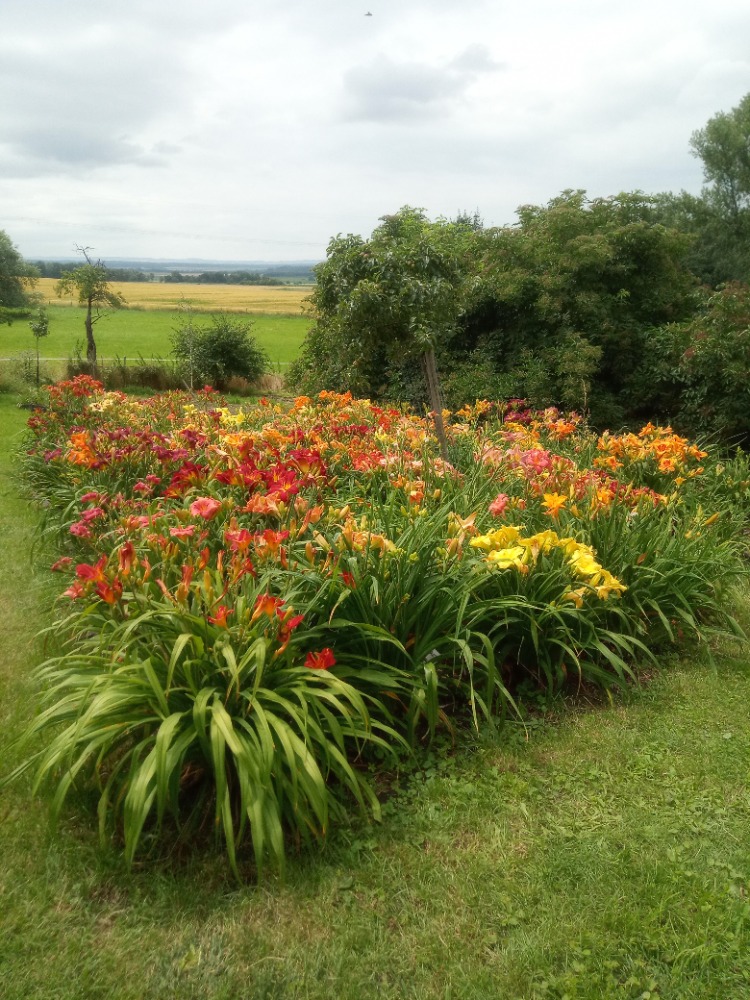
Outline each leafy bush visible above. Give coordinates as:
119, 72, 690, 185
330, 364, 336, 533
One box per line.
676, 283, 750, 445
625, 283, 750, 446
171, 313, 269, 390
12, 595, 403, 876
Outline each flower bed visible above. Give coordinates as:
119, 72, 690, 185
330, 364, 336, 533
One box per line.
9, 376, 750, 874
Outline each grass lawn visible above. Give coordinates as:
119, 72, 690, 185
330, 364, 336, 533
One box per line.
2, 392, 750, 999
0, 306, 312, 368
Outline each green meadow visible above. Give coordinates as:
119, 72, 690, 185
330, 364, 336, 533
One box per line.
1, 305, 311, 367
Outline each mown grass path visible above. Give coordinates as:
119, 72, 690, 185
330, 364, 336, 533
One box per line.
2, 392, 750, 998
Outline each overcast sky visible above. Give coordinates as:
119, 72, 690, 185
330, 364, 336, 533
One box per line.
2, 0, 749, 262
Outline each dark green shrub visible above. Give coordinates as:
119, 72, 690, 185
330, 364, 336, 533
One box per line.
440, 353, 517, 410
171, 313, 269, 390
676, 283, 750, 445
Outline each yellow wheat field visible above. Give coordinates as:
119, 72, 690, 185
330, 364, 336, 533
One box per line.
38, 277, 314, 315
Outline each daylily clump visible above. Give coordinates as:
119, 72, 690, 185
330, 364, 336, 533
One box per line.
12, 376, 748, 873
23, 379, 737, 665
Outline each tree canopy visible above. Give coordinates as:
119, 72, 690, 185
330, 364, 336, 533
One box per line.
656, 93, 750, 286
691, 93, 750, 222
290, 195, 695, 429
458, 190, 696, 425
0, 229, 38, 321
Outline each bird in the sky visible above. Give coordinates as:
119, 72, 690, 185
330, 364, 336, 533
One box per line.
365, 11, 372, 16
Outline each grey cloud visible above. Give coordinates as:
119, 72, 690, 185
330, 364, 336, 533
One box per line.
0, 25, 195, 177
449, 44, 504, 74
343, 57, 465, 122
0, 127, 173, 177
342, 45, 503, 123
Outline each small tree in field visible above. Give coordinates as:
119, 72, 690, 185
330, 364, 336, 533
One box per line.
29, 308, 49, 387
56, 247, 125, 370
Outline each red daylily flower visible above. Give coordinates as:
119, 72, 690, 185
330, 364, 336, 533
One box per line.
96, 579, 123, 605
118, 542, 136, 575
76, 555, 108, 583
251, 592, 285, 621
208, 605, 232, 627
81, 506, 105, 522
305, 648, 336, 670
69, 520, 93, 539
170, 525, 196, 538
224, 528, 253, 552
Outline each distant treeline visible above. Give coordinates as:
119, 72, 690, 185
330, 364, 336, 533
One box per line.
29, 261, 317, 284
32, 262, 156, 282
161, 270, 283, 285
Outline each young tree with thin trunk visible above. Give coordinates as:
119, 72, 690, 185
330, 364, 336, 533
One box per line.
56, 247, 125, 370
29, 308, 49, 387
299, 207, 475, 459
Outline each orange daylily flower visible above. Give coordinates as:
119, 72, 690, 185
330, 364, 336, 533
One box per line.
542, 492, 568, 518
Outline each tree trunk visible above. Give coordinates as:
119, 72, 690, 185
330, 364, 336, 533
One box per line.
85, 297, 97, 372
422, 347, 449, 462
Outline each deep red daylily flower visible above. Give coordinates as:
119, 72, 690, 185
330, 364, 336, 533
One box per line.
305, 648, 336, 670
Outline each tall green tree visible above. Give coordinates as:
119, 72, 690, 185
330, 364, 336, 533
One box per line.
291, 207, 476, 456
691, 93, 750, 223
455, 191, 696, 425
0, 230, 38, 322
657, 94, 750, 285
56, 247, 125, 370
